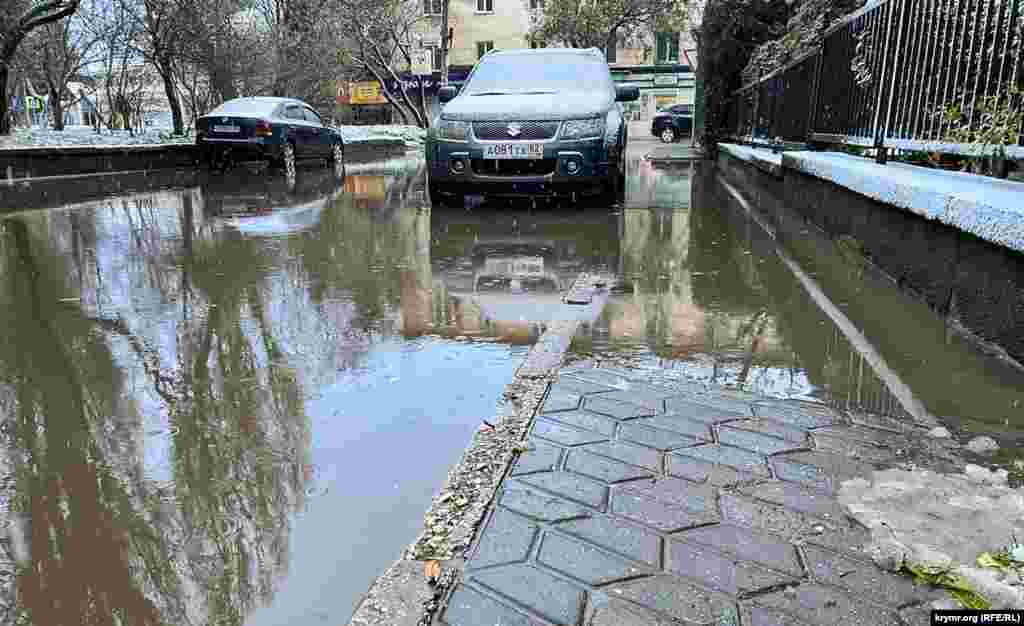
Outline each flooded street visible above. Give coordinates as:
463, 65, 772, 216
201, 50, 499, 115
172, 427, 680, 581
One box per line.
0, 134, 1022, 625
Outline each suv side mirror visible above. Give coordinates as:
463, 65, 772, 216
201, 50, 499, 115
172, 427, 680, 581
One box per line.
615, 85, 639, 102
438, 86, 458, 103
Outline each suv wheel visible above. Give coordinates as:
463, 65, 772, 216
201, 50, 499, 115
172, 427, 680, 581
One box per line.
660, 127, 677, 143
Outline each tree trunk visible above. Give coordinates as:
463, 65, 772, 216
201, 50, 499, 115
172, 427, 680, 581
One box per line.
50, 86, 65, 130
440, 0, 450, 86
158, 65, 184, 135
0, 64, 10, 135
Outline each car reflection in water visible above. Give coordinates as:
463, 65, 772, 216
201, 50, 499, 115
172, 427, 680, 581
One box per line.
198, 161, 346, 236
431, 205, 621, 342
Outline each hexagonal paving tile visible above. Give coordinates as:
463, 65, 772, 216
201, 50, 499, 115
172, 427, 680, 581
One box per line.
556, 515, 661, 567
717, 427, 807, 456
733, 480, 847, 521
662, 399, 751, 425
542, 409, 618, 437
597, 388, 674, 414
669, 453, 763, 487
565, 449, 654, 484
542, 390, 582, 413
635, 413, 714, 440
616, 476, 718, 512
584, 396, 656, 420
512, 441, 564, 476
443, 584, 540, 626
532, 418, 608, 447
619, 421, 703, 451
667, 395, 754, 418
500, 482, 592, 522
667, 539, 794, 595
549, 377, 617, 397
583, 597, 680, 626
517, 471, 609, 510
724, 418, 812, 444
581, 441, 662, 471
537, 532, 650, 585
468, 508, 540, 569
471, 563, 585, 626
672, 444, 771, 476
610, 490, 720, 532
602, 576, 738, 625
562, 368, 636, 387
675, 523, 803, 577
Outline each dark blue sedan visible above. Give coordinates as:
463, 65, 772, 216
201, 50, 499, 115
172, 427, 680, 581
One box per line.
651, 104, 694, 143
196, 96, 344, 170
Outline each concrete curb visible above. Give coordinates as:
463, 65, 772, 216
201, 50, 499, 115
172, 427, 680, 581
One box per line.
719, 143, 784, 178
0, 138, 412, 182
347, 273, 612, 626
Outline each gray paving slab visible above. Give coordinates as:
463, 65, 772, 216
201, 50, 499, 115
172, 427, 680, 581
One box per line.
537, 532, 650, 584
564, 449, 654, 484
583, 396, 657, 420
541, 409, 618, 437
468, 508, 539, 569
440, 367, 957, 626
472, 564, 585, 625
555, 515, 661, 567
443, 584, 540, 626
532, 418, 608, 447
512, 442, 564, 476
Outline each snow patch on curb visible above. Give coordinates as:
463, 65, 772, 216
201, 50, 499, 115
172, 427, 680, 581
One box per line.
719, 143, 784, 177
782, 151, 1024, 253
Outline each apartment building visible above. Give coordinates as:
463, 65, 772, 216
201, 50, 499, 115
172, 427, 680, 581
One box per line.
400, 0, 698, 121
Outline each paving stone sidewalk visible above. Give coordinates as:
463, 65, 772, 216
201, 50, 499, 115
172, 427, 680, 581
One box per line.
439, 365, 964, 626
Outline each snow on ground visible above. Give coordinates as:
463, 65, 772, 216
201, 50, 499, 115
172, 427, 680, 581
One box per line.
0, 124, 427, 149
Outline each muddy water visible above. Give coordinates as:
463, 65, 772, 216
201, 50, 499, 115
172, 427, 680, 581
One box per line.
578, 158, 1024, 451
0, 145, 1022, 625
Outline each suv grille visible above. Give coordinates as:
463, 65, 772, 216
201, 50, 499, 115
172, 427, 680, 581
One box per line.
471, 159, 557, 176
473, 121, 559, 141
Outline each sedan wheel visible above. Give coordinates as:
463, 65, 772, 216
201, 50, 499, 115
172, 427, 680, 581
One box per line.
660, 127, 677, 143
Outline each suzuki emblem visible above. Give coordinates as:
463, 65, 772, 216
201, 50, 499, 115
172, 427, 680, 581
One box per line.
506, 123, 522, 137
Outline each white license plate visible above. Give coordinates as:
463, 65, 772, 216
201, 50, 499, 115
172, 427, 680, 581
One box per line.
213, 124, 240, 133
483, 143, 544, 159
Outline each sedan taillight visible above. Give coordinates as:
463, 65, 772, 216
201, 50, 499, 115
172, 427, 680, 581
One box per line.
255, 120, 273, 137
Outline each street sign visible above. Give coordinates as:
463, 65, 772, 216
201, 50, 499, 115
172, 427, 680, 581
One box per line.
411, 49, 433, 76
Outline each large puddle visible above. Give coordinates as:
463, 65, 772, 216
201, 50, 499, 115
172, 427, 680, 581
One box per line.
0, 141, 1021, 624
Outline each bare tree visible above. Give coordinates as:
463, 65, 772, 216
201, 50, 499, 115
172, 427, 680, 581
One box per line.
125, 0, 187, 134
335, 0, 430, 127
0, 0, 82, 134
529, 0, 686, 55
23, 15, 101, 130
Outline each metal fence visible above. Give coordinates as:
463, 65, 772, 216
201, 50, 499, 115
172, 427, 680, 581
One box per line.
729, 0, 1024, 159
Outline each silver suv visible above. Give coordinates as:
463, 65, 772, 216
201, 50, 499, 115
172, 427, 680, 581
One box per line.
425, 48, 639, 205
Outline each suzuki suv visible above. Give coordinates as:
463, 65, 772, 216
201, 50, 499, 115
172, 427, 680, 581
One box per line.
425, 48, 639, 205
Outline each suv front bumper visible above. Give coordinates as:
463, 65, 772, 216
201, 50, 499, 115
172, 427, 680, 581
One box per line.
426, 137, 615, 197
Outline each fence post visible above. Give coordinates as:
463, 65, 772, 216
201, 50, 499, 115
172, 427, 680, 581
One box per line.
751, 71, 761, 142
808, 40, 825, 147
871, 0, 898, 164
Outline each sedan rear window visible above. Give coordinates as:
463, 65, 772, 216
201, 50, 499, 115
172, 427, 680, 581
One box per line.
466, 54, 611, 94
208, 99, 277, 116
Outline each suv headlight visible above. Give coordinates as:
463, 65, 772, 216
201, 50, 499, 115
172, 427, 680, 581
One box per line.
436, 119, 470, 141
560, 117, 605, 140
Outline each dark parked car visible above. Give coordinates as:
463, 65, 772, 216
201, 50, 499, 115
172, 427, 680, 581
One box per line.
651, 104, 694, 143
196, 96, 344, 169
425, 47, 639, 205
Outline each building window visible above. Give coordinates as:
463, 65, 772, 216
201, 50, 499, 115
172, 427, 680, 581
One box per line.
476, 0, 493, 12
529, 0, 544, 8
655, 32, 680, 64
424, 0, 442, 15
477, 41, 494, 58
423, 44, 444, 70
605, 41, 617, 63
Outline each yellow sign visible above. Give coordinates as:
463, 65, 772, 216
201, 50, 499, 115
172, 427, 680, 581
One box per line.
655, 95, 677, 110
348, 81, 388, 105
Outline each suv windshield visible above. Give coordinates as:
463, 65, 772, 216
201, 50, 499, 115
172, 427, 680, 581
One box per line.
466, 54, 610, 94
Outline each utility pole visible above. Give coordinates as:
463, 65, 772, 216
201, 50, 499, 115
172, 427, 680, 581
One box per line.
440, 0, 451, 85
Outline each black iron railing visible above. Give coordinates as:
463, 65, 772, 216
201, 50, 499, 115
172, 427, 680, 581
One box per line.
729, 0, 1024, 159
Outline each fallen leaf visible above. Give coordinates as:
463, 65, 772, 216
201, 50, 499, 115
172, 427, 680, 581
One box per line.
424, 560, 441, 582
